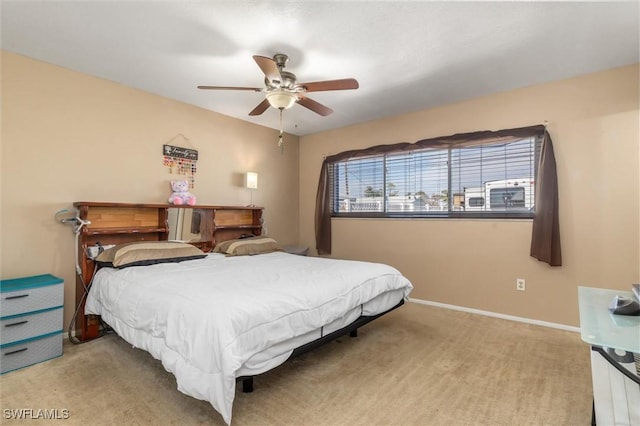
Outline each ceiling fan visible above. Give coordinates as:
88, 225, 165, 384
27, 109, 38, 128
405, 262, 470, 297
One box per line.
197, 53, 359, 117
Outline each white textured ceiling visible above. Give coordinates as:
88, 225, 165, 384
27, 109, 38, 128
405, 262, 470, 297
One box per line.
2, 1, 638, 136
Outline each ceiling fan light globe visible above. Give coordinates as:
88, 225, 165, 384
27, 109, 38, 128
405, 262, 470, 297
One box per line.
266, 90, 297, 109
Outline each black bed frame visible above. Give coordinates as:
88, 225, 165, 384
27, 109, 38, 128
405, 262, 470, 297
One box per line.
237, 299, 404, 393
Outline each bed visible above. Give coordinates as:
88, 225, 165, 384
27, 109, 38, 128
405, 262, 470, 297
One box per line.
73, 202, 413, 424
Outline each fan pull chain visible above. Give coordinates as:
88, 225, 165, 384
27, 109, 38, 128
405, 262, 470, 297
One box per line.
278, 109, 284, 153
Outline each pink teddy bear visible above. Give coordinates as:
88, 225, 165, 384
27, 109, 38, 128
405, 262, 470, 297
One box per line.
168, 180, 196, 206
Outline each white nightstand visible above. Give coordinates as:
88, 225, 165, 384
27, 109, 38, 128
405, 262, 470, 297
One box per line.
1, 274, 64, 374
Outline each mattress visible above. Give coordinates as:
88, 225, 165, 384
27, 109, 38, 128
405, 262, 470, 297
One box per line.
85, 251, 413, 424
237, 287, 407, 377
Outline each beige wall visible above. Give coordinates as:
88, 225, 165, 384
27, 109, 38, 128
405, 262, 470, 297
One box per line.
1, 51, 300, 329
299, 64, 640, 327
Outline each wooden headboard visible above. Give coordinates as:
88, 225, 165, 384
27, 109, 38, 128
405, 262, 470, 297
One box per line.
73, 201, 263, 341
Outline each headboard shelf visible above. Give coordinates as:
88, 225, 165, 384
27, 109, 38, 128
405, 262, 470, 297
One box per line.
73, 201, 261, 210
72, 201, 264, 341
215, 224, 261, 230
83, 226, 169, 236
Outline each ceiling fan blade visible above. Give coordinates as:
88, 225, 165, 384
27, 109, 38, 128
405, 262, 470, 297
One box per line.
299, 78, 359, 92
253, 55, 282, 84
248, 99, 271, 116
197, 86, 262, 91
297, 96, 334, 116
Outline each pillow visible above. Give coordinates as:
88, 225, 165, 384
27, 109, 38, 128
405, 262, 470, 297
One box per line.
213, 236, 281, 256
95, 241, 206, 268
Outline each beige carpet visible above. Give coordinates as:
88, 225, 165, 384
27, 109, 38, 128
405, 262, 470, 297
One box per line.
0, 302, 592, 425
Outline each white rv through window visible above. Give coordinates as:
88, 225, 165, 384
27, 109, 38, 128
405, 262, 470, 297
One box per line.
463, 179, 534, 212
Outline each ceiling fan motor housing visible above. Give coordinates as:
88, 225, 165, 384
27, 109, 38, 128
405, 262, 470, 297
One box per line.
266, 53, 298, 90
265, 71, 297, 90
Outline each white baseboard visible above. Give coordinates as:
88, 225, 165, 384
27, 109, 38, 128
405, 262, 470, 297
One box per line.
409, 297, 580, 333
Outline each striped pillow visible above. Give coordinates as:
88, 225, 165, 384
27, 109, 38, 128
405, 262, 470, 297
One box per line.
96, 241, 206, 268
213, 236, 281, 256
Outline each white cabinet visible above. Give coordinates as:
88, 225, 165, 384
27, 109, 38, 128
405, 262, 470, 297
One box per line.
1, 274, 64, 374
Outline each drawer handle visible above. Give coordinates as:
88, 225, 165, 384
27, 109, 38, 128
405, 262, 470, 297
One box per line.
5, 294, 29, 300
5, 320, 28, 327
4, 347, 28, 356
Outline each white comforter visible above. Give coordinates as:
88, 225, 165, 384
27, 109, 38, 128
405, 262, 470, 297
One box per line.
85, 252, 413, 424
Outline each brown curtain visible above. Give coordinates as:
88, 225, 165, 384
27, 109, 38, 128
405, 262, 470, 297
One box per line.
530, 131, 562, 266
314, 124, 562, 266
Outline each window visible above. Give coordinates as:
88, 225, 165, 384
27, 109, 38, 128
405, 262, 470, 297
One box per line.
488, 187, 525, 209
468, 197, 485, 208
316, 125, 560, 264
328, 136, 541, 218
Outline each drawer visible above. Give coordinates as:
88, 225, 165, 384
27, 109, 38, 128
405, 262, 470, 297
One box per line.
1, 332, 63, 374
0, 283, 63, 317
1, 308, 63, 345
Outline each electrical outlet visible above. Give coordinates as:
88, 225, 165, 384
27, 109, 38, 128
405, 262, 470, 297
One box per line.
516, 278, 526, 291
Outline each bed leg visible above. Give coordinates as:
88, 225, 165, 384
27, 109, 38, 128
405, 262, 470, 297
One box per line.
349, 329, 358, 337
242, 377, 254, 393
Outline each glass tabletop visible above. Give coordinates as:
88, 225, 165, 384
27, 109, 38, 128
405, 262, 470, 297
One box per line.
578, 286, 640, 353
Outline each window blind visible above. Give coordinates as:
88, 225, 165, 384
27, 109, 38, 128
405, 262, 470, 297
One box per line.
329, 137, 540, 216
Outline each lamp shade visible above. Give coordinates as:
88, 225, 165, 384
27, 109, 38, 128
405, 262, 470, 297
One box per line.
246, 172, 258, 189
266, 90, 297, 109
